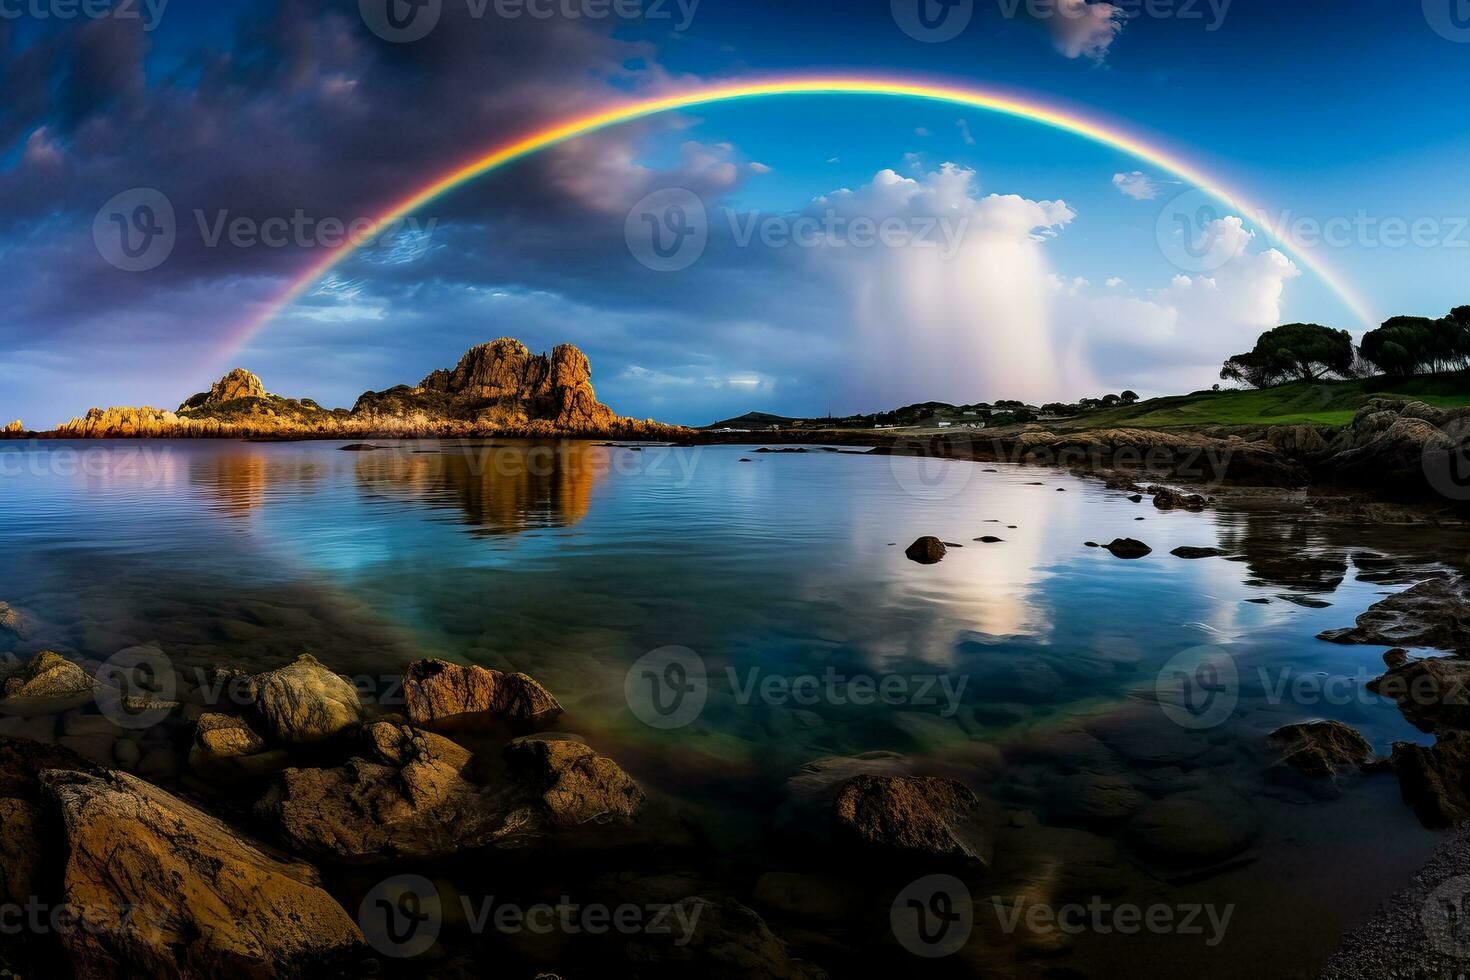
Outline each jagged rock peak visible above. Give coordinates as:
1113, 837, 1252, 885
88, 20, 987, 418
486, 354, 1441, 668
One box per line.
181, 368, 268, 411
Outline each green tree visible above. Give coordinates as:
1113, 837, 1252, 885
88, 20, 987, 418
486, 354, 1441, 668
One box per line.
1358, 315, 1467, 376
1219, 323, 1355, 387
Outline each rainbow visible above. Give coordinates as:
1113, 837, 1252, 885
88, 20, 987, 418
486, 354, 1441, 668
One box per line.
222, 75, 1376, 361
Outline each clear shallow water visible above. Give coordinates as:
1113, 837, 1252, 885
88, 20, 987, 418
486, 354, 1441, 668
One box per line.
0, 438, 1460, 977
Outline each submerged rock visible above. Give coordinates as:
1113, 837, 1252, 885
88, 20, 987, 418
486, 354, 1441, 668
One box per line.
1267, 720, 1375, 778
831, 774, 991, 866
503, 734, 645, 828
2, 651, 93, 699
1127, 789, 1259, 873
623, 896, 829, 979
246, 655, 364, 745
0, 602, 23, 634
402, 659, 563, 726
41, 768, 364, 977
904, 537, 947, 564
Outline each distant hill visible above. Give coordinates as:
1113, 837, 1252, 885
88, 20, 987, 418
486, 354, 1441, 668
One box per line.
703, 412, 804, 430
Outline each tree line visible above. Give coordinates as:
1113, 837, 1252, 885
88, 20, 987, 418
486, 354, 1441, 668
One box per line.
1219, 306, 1470, 388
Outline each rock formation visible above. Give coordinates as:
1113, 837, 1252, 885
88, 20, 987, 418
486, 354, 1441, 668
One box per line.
44, 339, 687, 441
402, 658, 563, 726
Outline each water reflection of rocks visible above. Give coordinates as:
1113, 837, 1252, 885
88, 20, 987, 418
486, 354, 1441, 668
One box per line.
350, 441, 602, 535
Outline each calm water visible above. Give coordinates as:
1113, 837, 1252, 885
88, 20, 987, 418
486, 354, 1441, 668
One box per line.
0, 438, 1459, 977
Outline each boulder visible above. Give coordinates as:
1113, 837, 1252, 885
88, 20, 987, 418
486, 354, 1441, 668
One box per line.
831, 774, 991, 866
904, 537, 947, 564
503, 734, 644, 828
246, 654, 364, 744
1266, 720, 1375, 777
1390, 734, 1470, 828
41, 768, 364, 977
1368, 656, 1470, 733
194, 713, 267, 758
1320, 578, 1470, 654
255, 722, 526, 861
2, 651, 94, 699
1103, 538, 1152, 559
402, 659, 562, 726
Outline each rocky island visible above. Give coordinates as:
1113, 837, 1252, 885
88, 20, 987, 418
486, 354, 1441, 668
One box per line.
26, 339, 687, 441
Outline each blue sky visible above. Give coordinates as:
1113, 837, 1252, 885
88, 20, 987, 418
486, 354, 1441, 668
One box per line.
2, 0, 1468, 426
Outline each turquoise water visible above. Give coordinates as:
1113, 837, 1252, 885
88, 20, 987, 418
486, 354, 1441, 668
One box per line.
0, 438, 1457, 977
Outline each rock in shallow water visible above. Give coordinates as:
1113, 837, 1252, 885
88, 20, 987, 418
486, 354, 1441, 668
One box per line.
246, 654, 364, 744
503, 734, 644, 828
831, 774, 991, 867
403, 658, 563, 726
1267, 720, 1375, 778
2, 651, 93, 699
1319, 577, 1470, 654
903, 537, 947, 564
41, 768, 364, 977
1103, 538, 1152, 559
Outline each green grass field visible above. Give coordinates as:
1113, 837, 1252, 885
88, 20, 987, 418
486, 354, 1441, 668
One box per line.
1076, 374, 1470, 429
